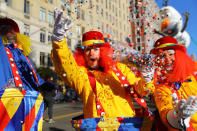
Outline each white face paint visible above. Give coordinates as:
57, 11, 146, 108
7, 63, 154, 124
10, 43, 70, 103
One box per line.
167, 49, 175, 54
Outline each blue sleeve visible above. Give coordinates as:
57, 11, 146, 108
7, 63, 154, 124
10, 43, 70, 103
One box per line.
27, 57, 45, 86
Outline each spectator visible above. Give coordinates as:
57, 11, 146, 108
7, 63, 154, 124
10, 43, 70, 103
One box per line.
40, 77, 56, 124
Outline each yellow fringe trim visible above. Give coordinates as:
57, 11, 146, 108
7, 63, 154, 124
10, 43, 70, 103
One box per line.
16, 33, 32, 56
2, 33, 32, 56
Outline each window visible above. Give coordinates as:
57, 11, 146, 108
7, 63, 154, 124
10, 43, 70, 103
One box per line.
24, 24, 30, 36
76, 8, 80, 19
47, 54, 53, 67
40, 8, 46, 21
40, 30, 46, 43
101, 9, 103, 16
76, 25, 81, 36
106, 12, 108, 20
40, 52, 45, 66
106, 0, 108, 8
106, 25, 108, 33
48, 32, 52, 43
82, 27, 85, 34
96, 5, 99, 14
89, 0, 93, 8
96, 20, 99, 28
24, 0, 30, 16
109, 1, 111, 10
48, 0, 53, 3
5, 0, 12, 7
81, 10, 85, 20
137, 38, 140, 43
48, 11, 53, 24
89, 15, 93, 25
138, 46, 141, 51
101, 23, 104, 32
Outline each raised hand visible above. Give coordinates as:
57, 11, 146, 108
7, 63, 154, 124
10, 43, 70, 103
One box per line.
52, 8, 73, 42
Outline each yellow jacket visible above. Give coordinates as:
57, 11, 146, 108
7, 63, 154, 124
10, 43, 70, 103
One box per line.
154, 75, 197, 130
51, 39, 155, 118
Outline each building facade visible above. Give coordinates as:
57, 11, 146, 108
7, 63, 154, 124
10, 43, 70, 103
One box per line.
64, 0, 132, 50
129, 0, 161, 53
0, 0, 60, 67
0, 0, 132, 68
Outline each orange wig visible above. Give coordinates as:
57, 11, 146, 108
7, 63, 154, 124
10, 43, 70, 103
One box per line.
168, 49, 196, 82
74, 45, 116, 73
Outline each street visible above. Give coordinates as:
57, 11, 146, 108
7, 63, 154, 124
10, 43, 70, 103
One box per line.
43, 101, 83, 131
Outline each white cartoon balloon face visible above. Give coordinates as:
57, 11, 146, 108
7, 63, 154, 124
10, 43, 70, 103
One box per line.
175, 31, 190, 48
159, 6, 183, 36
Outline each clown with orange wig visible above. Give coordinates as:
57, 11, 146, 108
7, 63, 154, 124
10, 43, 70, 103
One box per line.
51, 9, 155, 130
151, 36, 197, 131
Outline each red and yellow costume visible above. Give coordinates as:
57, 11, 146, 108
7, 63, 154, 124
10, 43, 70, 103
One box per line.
51, 31, 155, 118
151, 36, 197, 130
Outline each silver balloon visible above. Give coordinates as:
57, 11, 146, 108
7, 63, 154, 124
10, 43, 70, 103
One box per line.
175, 31, 191, 48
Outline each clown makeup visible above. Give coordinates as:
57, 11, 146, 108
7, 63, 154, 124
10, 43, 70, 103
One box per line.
6, 29, 17, 43
84, 46, 100, 69
165, 49, 175, 66
154, 49, 175, 83
1, 25, 17, 43
156, 49, 175, 67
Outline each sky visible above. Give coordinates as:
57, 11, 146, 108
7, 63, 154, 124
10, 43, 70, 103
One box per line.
155, 0, 197, 60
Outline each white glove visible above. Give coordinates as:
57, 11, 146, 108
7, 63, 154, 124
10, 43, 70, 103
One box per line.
52, 8, 73, 42
167, 95, 197, 130
141, 67, 155, 83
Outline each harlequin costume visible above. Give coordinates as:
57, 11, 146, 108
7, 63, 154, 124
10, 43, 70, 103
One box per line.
0, 18, 44, 130
52, 31, 155, 130
151, 36, 197, 130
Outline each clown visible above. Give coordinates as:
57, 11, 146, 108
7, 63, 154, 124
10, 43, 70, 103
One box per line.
151, 36, 197, 131
0, 17, 45, 130
51, 9, 155, 130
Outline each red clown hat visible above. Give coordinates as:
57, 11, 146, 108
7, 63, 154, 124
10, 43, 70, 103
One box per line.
82, 31, 109, 47
0, 17, 20, 33
150, 36, 186, 54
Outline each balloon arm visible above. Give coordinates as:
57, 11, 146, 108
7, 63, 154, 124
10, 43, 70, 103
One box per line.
154, 29, 166, 37
181, 12, 190, 33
